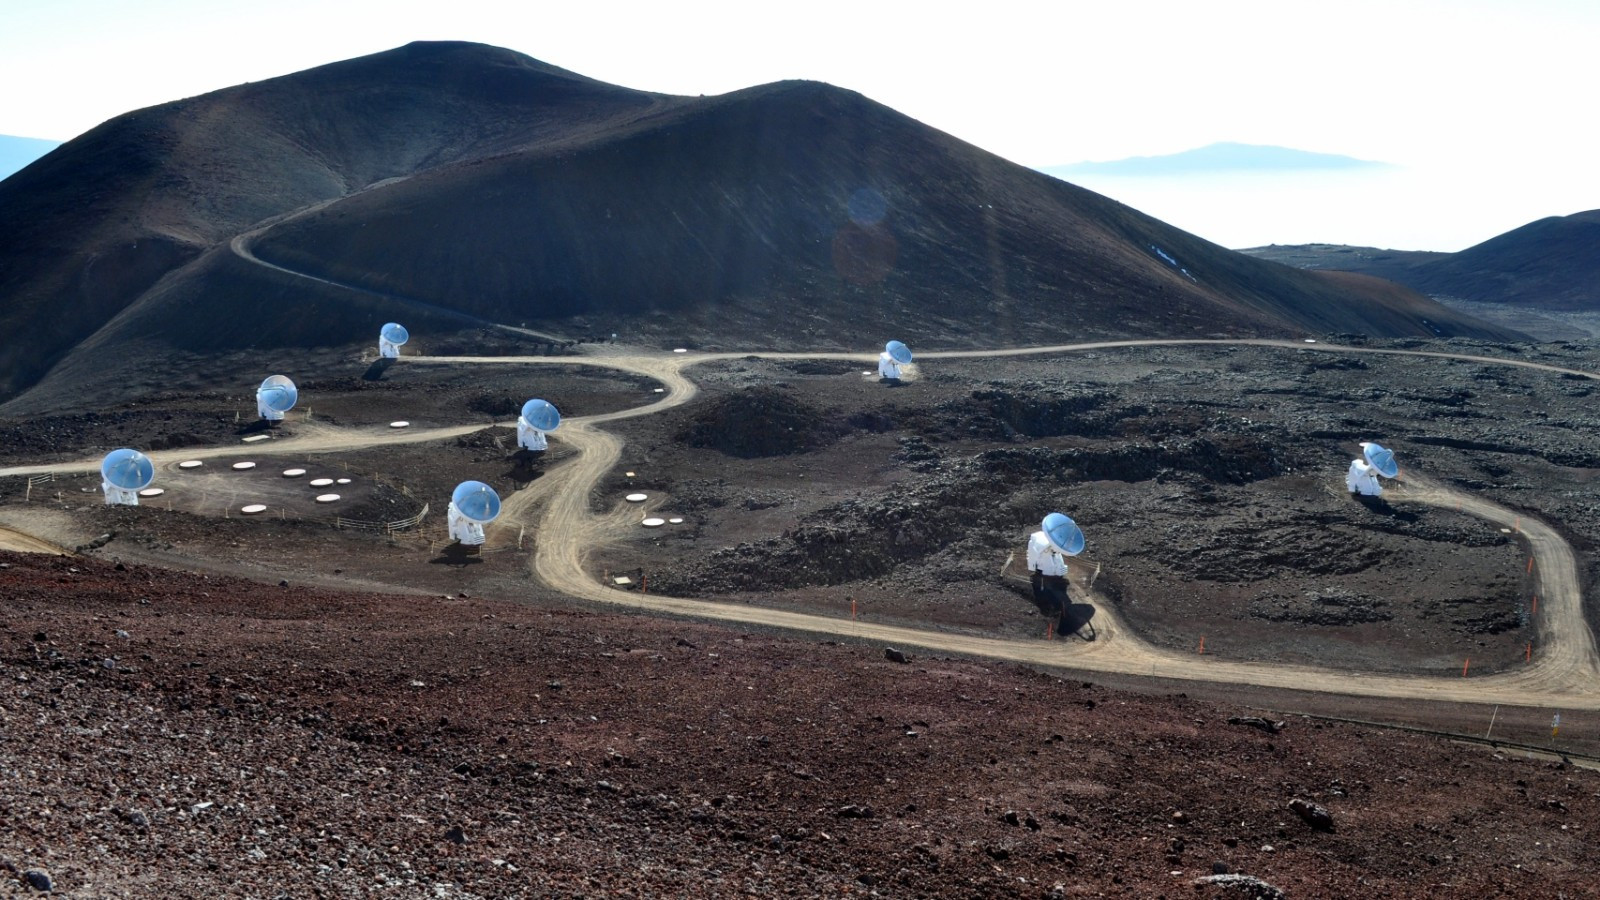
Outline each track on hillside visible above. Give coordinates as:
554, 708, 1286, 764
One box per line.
4, 341, 1598, 710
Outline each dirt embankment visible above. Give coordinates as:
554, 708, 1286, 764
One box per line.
3, 550, 1598, 898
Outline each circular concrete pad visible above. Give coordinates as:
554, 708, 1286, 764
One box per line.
282, 468, 306, 478
336, 478, 352, 485
179, 460, 203, 469
139, 488, 164, 498
240, 504, 267, 515
625, 493, 648, 502
390, 421, 410, 428
669, 517, 684, 524
232, 462, 256, 471
642, 517, 666, 527
310, 478, 335, 487
315, 494, 341, 503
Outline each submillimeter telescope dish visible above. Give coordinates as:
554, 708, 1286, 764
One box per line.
520, 399, 561, 432
257, 375, 298, 413
451, 481, 502, 524
1041, 512, 1086, 556
380, 322, 409, 346
885, 340, 913, 364
101, 448, 155, 490
1362, 442, 1399, 479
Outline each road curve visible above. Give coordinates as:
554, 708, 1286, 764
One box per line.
3, 341, 1597, 709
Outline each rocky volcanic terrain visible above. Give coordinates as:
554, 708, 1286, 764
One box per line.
5, 550, 1600, 898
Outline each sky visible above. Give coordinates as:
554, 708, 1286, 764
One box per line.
4, 0, 1597, 251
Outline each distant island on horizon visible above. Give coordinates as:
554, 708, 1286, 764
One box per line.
0, 135, 62, 182
1040, 142, 1390, 178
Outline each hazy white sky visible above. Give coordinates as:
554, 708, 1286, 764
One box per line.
3, 0, 1596, 250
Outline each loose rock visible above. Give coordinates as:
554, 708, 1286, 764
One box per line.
1289, 798, 1335, 832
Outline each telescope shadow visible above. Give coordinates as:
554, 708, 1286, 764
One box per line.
429, 543, 483, 568
504, 451, 547, 488
1059, 602, 1098, 642
1353, 493, 1418, 522
363, 358, 396, 381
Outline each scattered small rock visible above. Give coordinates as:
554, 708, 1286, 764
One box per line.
1212, 861, 1230, 875
1227, 716, 1285, 734
836, 804, 875, 819
1192, 873, 1285, 899
884, 647, 909, 664
444, 825, 469, 844
24, 869, 53, 892
1289, 798, 1335, 831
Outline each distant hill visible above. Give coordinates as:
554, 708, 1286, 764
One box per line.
0, 43, 1518, 409
1243, 210, 1600, 311
1041, 142, 1388, 178
0, 135, 60, 181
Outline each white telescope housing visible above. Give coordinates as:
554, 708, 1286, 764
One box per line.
516, 418, 548, 451
100, 448, 154, 506
379, 322, 409, 359
446, 501, 487, 545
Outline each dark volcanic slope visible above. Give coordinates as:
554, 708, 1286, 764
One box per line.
1245, 209, 1600, 311
243, 80, 1516, 353
1, 43, 1516, 409
0, 42, 670, 401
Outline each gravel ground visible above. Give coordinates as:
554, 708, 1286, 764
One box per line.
4, 551, 1598, 897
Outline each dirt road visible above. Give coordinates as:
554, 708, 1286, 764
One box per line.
5, 339, 1598, 709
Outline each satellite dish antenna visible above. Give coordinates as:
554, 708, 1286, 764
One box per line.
447, 480, 501, 546
256, 375, 298, 422
517, 399, 561, 452
879, 340, 912, 381
1041, 512, 1085, 556
1361, 442, 1399, 479
379, 322, 409, 359
100, 448, 154, 506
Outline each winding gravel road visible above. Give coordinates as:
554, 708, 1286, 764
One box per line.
4, 340, 1598, 710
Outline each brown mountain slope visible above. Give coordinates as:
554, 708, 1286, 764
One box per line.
1243, 209, 1600, 311
0, 41, 673, 401
240, 79, 1515, 351
1, 43, 1519, 410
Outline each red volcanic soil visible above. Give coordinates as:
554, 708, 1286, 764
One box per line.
3, 550, 1598, 897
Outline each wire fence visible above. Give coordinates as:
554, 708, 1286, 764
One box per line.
325, 502, 430, 534
24, 473, 55, 501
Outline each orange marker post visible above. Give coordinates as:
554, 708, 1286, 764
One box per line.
641, 574, 647, 594
851, 599, 857, 621
1046, 621, 1054, 640
1462, 657, 1471, 677
1526, 642, 1532, 662
1198, 636, 1206, 655
1527, 557, 1534, 574
1533, 595, 1539, 615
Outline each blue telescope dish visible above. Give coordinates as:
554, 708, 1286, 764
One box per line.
885, 340, 913, 364
520, 399, 561, 432
101, 448, 154, 490
1041, 512, 1085, 556
1363, 442, 1399, 479
257, 375, 298, 413
451, 481, 501, 523
381, 322, 409, 345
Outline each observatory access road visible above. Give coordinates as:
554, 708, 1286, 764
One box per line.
4, 339, 1599, 711
433, 339, 1600, 712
